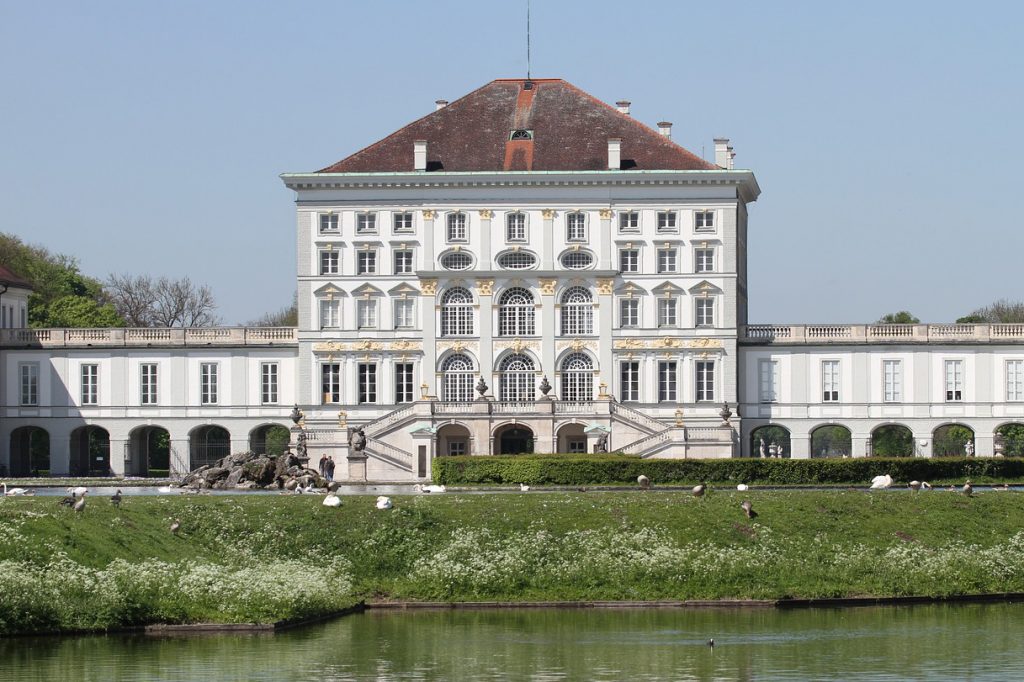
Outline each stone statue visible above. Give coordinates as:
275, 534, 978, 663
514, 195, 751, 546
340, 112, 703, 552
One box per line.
290, 405, 303, 426
719, 402, 733, 426
476, 376, 488, 397
539, 375, 552, 397
349, 427, 367, 454
296, 429, 308, 460
768, 442, 778, 458
759, 438, 766, 458
964, 440, 975, 457
595, 432, 609, 453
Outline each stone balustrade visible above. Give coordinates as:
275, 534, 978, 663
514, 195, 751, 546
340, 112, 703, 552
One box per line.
0, 327, 298, 348
740, 324, 1024, 345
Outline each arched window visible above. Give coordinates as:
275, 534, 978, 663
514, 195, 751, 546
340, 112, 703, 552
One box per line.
498, 287, 535, 336
560, 287, 593, 335
499, 353, 536, 402
440, 287, 474, 336
441, 354, 476, 403
561, 353, 593, 402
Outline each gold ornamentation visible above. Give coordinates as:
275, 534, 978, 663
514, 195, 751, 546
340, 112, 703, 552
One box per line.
338, 410, 348, 428
571, 338, 584, 352
356, 340, 382, 351
614, 338, 646, 350
479, 209, 493, 219
599, 209, 613, 219
422, 210, 436, 220
688, 338, 723, 349
420, 279, 437, 295
539, 278, 557, 295
542, 209, 556, 219
596, 278, 614, 295
512, 338, 524, 353
390, 340, 421, 351
657, 337, 682, 348
475, 279, 494, 296
313, 342, 345, 352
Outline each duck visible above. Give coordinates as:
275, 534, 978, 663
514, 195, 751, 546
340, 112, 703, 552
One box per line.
322, 493, 342, 508
692, 483, 707, 499
169, 519, 181, 534
869, 474, 893, 490
110, 490, 122, 507
637, 475, 651, 490
375, 496, 393, 510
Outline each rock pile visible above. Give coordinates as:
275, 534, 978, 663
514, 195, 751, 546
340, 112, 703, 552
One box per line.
179, 450, 328, 490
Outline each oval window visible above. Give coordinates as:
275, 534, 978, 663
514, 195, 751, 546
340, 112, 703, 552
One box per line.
440, 252, 473, 270
560, 251, 594, 270
496, 251, 537, 270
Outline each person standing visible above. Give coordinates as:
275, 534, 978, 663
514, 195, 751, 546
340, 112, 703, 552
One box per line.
325, 455, 336, 481
318, 453, 328, 477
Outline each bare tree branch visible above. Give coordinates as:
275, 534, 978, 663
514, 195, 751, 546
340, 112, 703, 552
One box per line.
105, 274, 219, 327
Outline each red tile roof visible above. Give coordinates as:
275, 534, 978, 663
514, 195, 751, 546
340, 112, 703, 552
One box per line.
319, 79, 717, 173
0, 264, 31, 290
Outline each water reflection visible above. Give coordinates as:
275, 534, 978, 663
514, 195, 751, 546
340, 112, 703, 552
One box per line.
3, 603, 1023, 681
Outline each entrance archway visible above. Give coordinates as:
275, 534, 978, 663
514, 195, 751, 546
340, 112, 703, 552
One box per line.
437, 423, 471, 456
494, 424, 534, 455
8, 426, 49, 477
996, 423, 1024, 457
933, 424, 974, 457
190, 425, 230, 470
556, 423, 587, 453
810, 424, 851, 458
749, 425, 791, 458
871, 424, 914, 457
128, 426, 170, 477
70, 425, 111, 476
250, 424, 290, 456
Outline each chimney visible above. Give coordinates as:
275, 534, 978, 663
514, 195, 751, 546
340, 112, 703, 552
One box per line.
414, 140, 427, 171
714, 138, 730, 168
727, 144, 735, 170
657, 121, 673, 139
608, 138, 621, 170
616, 100, 631, 115
434, 99, 448, 111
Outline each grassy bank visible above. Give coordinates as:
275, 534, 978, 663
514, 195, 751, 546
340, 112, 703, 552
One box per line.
3, 488, 1024, 634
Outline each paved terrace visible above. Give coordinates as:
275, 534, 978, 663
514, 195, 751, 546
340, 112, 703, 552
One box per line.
740, 323, 1024, 345
0, 327, 298, 348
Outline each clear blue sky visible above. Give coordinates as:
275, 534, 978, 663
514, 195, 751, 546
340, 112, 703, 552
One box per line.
2, 1, 1021, 325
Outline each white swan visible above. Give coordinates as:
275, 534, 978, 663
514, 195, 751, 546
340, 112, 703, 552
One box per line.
415, 484, 446, 493
322, 493, 342, 507
869, 474, 893, 489
736, 483, 749, 492
520, 483, 531, 492
157, 485, 173, 494
68, 486, 88, 497
375, 496, 393, 510
637, 475, 650, 489
2, 483, 32, 496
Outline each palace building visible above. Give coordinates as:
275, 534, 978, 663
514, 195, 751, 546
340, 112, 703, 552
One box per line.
2, 78, 1020, 480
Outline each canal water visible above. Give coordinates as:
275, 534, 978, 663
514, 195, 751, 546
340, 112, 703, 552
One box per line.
2, 603, 1022, 681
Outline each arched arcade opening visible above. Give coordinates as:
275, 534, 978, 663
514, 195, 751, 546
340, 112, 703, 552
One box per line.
996, 423, 1024, 457
249, 424, 290, 456
810, 425, 852, 458
127, 426, 170, 477
190, 425, 230, 470
750, 425, 791, 458
556, 423, 587, 454
933, 424, 974, 457
8, 426, 50, 477
871, 424, 914, 457
437, 423, 471, 456
70, 425, 111, 476
493, 424, 535, 455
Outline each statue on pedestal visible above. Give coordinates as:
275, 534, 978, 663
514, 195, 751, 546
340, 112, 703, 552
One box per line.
595, 433, 609, 453
349, 427, 367, 455
476, 376, 488, 398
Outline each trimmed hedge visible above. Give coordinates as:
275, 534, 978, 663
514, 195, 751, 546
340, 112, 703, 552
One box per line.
432, 455, 1024, 486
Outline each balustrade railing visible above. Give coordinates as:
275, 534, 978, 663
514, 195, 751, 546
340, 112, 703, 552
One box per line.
740, 323, 1024, 345
610, 402, 667, 433
0, 327, 298, 347
365, 440, 414, 469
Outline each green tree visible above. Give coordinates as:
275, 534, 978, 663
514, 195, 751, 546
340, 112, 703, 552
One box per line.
996, 424, 1024, 457
933, 425, 974, 457
877, 311, 919, 324
264, 425, 291, 456
811, 426, 852, 458
41, 296, 123, 328
247, 293, 298, 327
871, 425, 914, 457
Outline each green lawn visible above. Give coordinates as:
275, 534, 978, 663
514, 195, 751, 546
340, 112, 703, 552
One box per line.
2, 488, 1024, 634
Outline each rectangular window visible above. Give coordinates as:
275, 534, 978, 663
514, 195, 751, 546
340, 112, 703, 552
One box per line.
619, 248, 639, 273
357, 250, 377, 275
657, 248, 678, 273
356, 213, 377, 234
1008, 360, 1024, 401
319, 249, 339, 275
620, 298, 639, 328
140, 363, 158, 405
393, 249, 414, 275
620, 361, 640, 402
358, 363, 377, 404
566, 213, 587, 242
658, 361, 677, 402
618, 211, 639, 232
395, 363, 414, 404
319, 213, 339, 233
656, 211, 677, 233
81, 364, 99, 405
696, 298, 715, 327
695, 248, 714, 273
394, 298, 415, 329
945, 359, 963, 402
696, 361, 715, 401
695, 210, 715, 232
883, 359, 902, 402
447, 213, 467, 242
319, 299, 340, 329
506, 213, 526, 242
19, 363, 39, 406
322, 363, 341, 404
759, 359, 778, 403
448, 441, 467, 456
200, 362, 218, 405
357, 299, 377, 329
392, 212, 414, 233
261, 362, 279, 404
822, 360, 840, 402
657, 297, 677, 327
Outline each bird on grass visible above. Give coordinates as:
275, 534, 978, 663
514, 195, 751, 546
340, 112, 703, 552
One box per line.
322, 493, 342, 508
962, 480, 974, 497
376, 496, 393, 510
111, 490, 122, 507
67, 486, 88, 498
156, 485, 173, 494
169, 519, 181, 534
73, 494, 86, 513
736, 483, 749, 492
707, 638, 715, 648
741, 500, 758, 520
908, 480, 933, 491
58, 493, 75, 507
870, 474, 893, 490
415, 484, 446, 493
692, 483, 707, 499
520, 483, 530, 492
327, 481, 341, 492
637, 475, 651, 490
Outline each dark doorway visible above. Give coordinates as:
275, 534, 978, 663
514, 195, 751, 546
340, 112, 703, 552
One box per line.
9, 427, 50, 476
70, 426, 111, 476
496, 426, 534, 455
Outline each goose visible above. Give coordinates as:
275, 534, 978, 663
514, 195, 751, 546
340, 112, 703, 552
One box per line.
692, 483, 707, 499
741, 500, 758, 519
327, 481, 341, 492
962, 480, 974, 497
110, 490, 122, 507
169, 519, 181, 534
322, 493, 342, 508
869, 474, 893, 490
376, 496, 393, 510
73, 494, 86, 513
68, 486, 88, 498
58, 493, 75, 507
637, 475, 651, 490
736, 483, 749, 492
2, 484, 31, 496
520, 483, 530, 492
